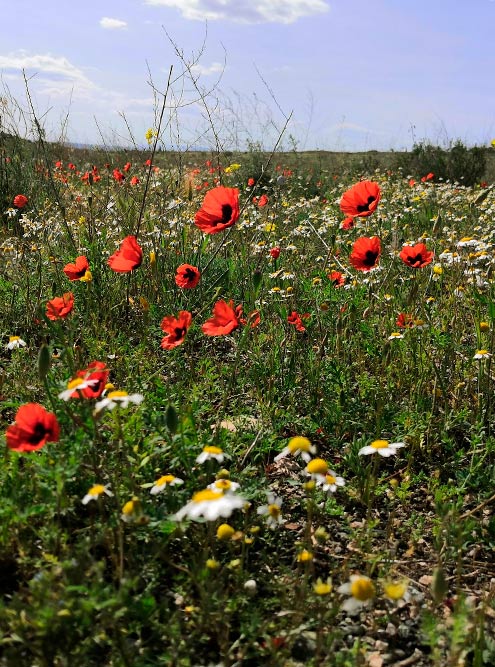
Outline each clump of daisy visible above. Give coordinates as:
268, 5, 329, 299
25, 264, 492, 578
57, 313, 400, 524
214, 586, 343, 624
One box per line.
274, 436, 316, 463
150, 474, 184, 495
358, 440, 405, 457
173, 488, 245, 522
82, 484, 113, 505
338, 574, 375, 613
257, 492, 284, 529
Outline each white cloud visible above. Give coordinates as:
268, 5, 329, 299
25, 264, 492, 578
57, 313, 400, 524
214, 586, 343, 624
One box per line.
100, 17, 128, 30
144, 0, 329, 24
0, 51, 95, 90
190, 61, 224, 76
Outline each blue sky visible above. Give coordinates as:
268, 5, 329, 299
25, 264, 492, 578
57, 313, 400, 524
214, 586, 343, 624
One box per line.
1, 0, 494, 151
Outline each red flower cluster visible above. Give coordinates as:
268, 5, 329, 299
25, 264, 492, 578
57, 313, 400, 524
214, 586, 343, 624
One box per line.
340, 181, 380, 218
328, 271, 345, 287
6, 403, 60, 452
270, 247, 281, 260
161, 311, 192, 349
349, 237, 381, 271
175, 264, 201, 289
202, 300, 242, 336
108, 236, 143, 273
399, 243, 434, 268
13, 194, 28, 208
288, 311, 310, 332
63, 255, 90, 281
46, 292, 75, 320
195, 186, 240, 235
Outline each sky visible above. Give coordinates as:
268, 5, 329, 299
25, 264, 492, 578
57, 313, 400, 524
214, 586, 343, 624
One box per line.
0, 0, 494, 152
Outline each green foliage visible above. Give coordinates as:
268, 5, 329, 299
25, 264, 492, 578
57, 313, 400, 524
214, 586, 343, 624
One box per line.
396, 139, 487, 186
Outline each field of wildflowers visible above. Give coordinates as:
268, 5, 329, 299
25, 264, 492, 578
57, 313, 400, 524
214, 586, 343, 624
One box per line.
1, 129, 495, 666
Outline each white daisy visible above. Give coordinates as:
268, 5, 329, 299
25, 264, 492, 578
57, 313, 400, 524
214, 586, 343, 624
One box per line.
6, 336, 26, 350
82, 484, 113, 505
358, 440, 405, 457
274, 436, 316, 463
196, 446, 225, 464
94, 390, 143, 415
173, 489, 245, 522
150, 474, 184, 495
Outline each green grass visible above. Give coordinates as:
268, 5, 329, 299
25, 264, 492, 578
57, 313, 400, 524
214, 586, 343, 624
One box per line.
1, 132, 495, 666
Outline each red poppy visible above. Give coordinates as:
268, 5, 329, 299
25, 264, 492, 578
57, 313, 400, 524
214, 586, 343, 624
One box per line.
194, 186, 240, 235
123, 162, 131, 172
113, 169, 125, 183
349, 236, 381, 272
202, 300, 242, 336
247, 177, 255, 187
240, 310, 261, 329
399, 243, 434, 268
175, 264, 201, 289
6, 403, 60, 452
13, 194, 28, 208
74, 361, 109, 399
46, 292, 75, 320
340, 217, 354, 230
287, 311, 310, 332
340, 181, 381, 218
408, 178, 416, 187
396, 313, 414, 329
108, 236, 143, 273
270, 247, 281, 259
63, 255, 90, 281
328, 271, 345, 287
130, 176, 140, 186
421, 172, 434, 182
257, 194, 268, 208
160, 311, 193, 350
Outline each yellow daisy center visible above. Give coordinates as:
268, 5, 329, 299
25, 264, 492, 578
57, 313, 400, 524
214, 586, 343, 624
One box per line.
213, 480, 232, 490
370, 440, 389, 450
383, 580, 408, 600
192, 489, 223, 503
67, 377, 85, 390
306, 458, 328, 475
203, 446, 223, 455
155, 475, 175, 486
350, 577, 375, 601
108, 390, 128, 399
325, 474, 336, 484
216, 524, 235, 540
268, 504, 281, 518
88, 484, 105, 496
9, 336, 20, 342
314, 581, 332, 595
288, 436, 312, 454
